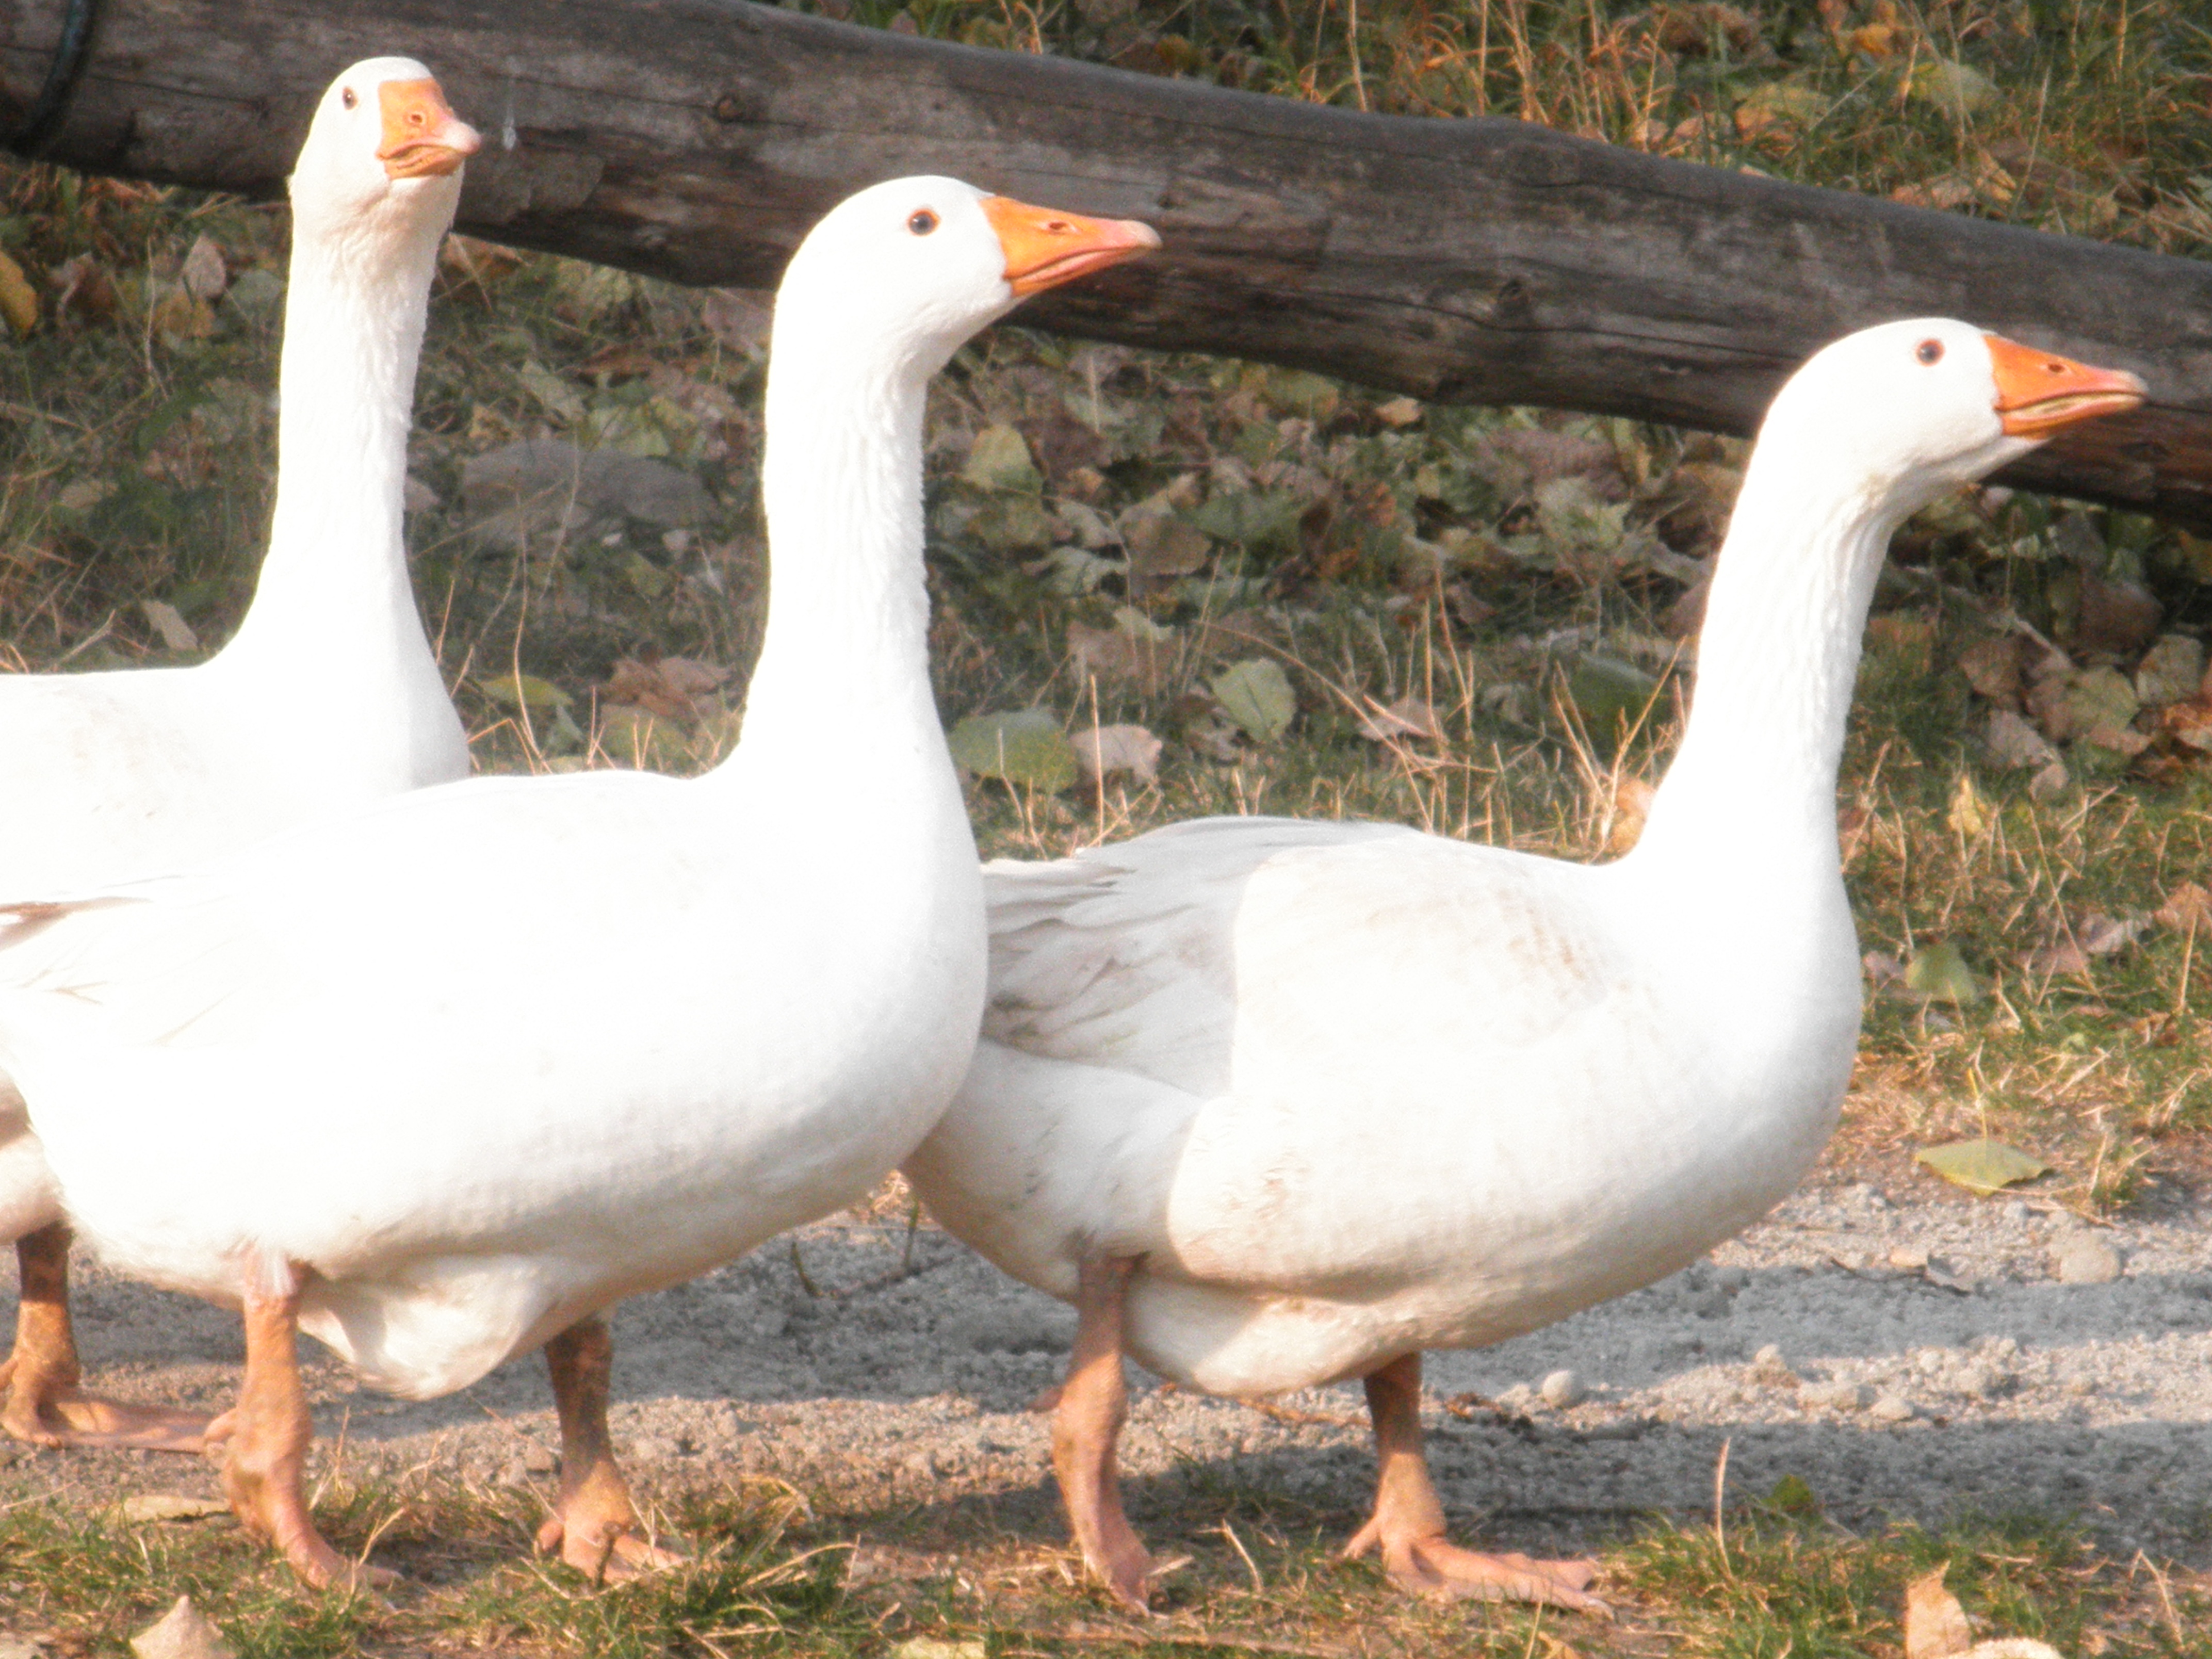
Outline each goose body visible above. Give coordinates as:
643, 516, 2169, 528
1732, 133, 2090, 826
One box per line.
926, 810, 1853, 1397
10, 747, 981, 1401
0, 60, 477, 1450
0, 176, 1158, 1586
904, 321, 2147, 1612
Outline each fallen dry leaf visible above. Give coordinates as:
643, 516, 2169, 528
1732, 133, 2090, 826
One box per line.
130, 1597, 236, 1659
1607, 776, 1656, 856
2156, 697, 2212, 752
1355, 695, 1444, 744
1946, 773, 1988, 839
2075, 568, 2162, 656
2135, 634, 2203, 707
0, 249, 39, 336
1905, 1566, 1975, 1659
1067, 616, 1176, 694
1915, 1140, 2047, 1197
1072, 723, 1161, 787
1123, 508, 1212, 589
2076, 912, 2145, 955
180, 234, 227, 301
51, 252, 116, 321
844, 1542, 956, 1588
1956, 635, 2024, 704
114, 1494, 230, 1523
2155, 882, 2212, 933
440, 233, 525, 284
2022, 940, 2091, 977
1985, 709, 2058, 770
139, 600, 198, 654
600, 656, 729, 721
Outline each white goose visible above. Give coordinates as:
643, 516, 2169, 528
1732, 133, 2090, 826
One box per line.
0, 58, 477, 1454
0, 177, 1158, 1588
904, 321, 2144, 1614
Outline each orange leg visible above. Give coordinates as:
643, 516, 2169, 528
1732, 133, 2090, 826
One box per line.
533, 1315, 685, 1581
217, 1254, 386, 1591
1340, 1353, 1607, 1614
0, 1223, 208, 1452
1049, 1256, 1157, 1613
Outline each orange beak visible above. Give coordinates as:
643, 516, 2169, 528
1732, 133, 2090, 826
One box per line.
1986, 334, 2146, 437
980, 196, 1161, 297
377, 78, 481, 181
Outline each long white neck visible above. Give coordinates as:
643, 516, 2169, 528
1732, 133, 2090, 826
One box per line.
710, 325, 948, 794
215, 199, 443, 674
1631, 444, 1895, 883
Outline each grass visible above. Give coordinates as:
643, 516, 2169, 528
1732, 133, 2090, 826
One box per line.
5, 1470, 2205, 1656
3, 0, 2212, 1650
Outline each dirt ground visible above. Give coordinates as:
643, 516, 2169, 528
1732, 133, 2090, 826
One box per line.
6, 1153, 2210, 1571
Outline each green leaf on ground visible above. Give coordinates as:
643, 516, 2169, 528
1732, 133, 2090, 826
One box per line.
1904, 940, 1982, 1004
949, 710, 1077, 791
1767, 1474, 1819, 1516
1915, 1138, 2048, 1195
963, 424, 1042, 494
1566, 654, 1660, 746
1210, 657, 1296, 743
478, 671, 571, 711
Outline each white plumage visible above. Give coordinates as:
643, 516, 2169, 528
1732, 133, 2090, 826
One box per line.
0, 174, 1158, 1587
905, 319, 2148, 1613
0, 58, 477, 1451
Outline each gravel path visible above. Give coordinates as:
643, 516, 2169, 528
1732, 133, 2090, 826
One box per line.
6, 1172, 2209, 1564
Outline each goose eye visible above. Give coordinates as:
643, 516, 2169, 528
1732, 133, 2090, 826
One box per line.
907, 209, 939, 236
340, 87, 357, 110
1915, 339, 1944, 365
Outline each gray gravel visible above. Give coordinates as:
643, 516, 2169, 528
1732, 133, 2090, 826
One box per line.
6, 1174, 2210, 1564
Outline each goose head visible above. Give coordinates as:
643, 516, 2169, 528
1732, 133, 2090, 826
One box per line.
1758, 318, 2145, 519
288, 58, 481, 259
771, 176, 1160, 382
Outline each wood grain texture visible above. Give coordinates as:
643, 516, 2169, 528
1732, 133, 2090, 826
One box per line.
6, 0, 2210, 525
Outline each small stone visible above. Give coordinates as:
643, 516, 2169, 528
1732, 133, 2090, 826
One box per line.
2003, 1200, 2031, 1223
1539, 1369, 1585, 1409
1869, 1394, 1915, 1423
1799, 1380, 1870, 1412
1956, 1365, 1994, 1398
1889, 1246, 1930, 1271
630, 1436, 677, 1463
2064, 1376, 2099, 1397
0, 1636, 48, 1659
521, 1443, 558, 1474
2052, 1235, 2124, 1285
1753, 1343, 1784, 1369
130, 1597, 237, 1659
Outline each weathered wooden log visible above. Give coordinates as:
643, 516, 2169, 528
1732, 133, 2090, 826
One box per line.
6, 0, 2210, 527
